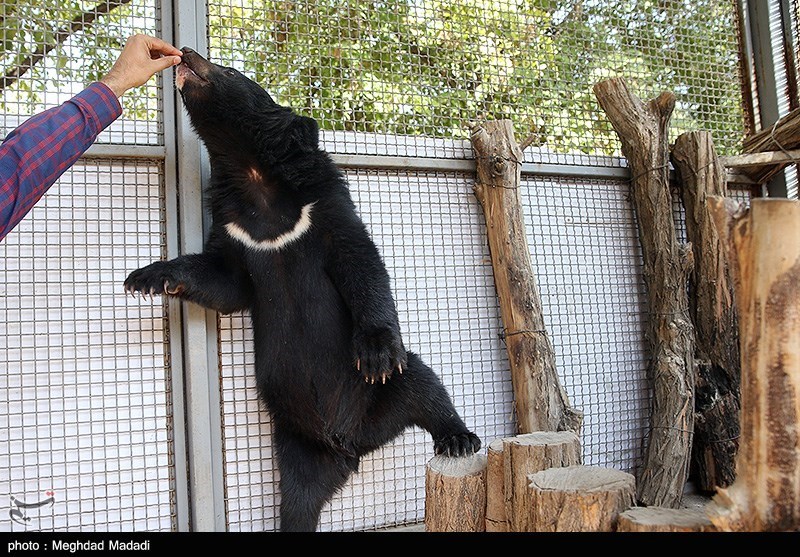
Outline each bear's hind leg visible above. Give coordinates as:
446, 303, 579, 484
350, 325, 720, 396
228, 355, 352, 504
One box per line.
274, 424, 356, 532
359, 351, 481, 457
404, 353, 482, 456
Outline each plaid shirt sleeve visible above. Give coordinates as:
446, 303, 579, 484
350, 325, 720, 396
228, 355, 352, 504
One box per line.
0, 82, 122, 241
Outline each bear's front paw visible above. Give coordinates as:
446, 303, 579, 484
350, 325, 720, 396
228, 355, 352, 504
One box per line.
434, 432, 482, 457
124, 261, 186, 300
353, 327, 407, 384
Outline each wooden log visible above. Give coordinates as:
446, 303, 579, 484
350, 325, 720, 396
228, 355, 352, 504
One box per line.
424, 453, 487, 532
672, 131, 741, 492
503, 431, 581, 532
742, 106, 800, 153
525, 465, 636, 532
485, 439, 507, 532
721, 148, 800, 168
616, 506, 714, 532
739, 106, 800, 184
471, 120, 582, 435
594, 77, 696, 508
707, 197, 800, 532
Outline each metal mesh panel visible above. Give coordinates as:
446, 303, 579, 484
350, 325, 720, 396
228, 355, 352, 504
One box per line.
218, 169, 515, 532
768, 0, 800, 198
0, 0, 165, 145
0, 159, 174, 531
217, 168, 753, 531
205, 0, 751, 532
206, 0, 744, 161
520, 176, 650, 470
794, 0, 800, 107
218, 312, 274, 530
786, 0, 800, 199
522, 177, 752, 474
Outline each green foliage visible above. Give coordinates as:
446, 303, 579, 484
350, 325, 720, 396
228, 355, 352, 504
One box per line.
1, 0, 744, 156
0, 0, 159, 123
207, 0, 744, 156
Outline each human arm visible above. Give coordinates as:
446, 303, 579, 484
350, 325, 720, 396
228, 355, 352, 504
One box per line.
0, 82, 121, 241
0, 34, 181, 241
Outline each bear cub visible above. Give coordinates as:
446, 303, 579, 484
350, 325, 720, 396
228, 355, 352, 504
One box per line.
124, 47, 481, 532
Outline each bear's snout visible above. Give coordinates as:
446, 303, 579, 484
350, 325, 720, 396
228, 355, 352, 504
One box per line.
179, 47, 212, 68
175, 47, 212, 90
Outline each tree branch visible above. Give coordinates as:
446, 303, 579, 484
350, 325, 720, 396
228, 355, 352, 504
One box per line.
1, 0, 133, 92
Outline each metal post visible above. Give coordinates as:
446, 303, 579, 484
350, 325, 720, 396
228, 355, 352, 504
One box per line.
746, 0, 790, 197
171, 0, 227, 532
160, 0, 191, 533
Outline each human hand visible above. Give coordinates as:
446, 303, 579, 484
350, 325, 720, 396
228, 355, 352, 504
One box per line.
100, 34, 182, 97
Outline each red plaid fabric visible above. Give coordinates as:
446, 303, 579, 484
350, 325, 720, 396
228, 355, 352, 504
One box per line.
0, 82, 121, 241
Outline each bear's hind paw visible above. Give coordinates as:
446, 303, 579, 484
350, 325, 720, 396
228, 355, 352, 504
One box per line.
434, 432, 482, 457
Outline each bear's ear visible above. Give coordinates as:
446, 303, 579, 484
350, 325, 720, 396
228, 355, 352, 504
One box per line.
289, 115, 319, 153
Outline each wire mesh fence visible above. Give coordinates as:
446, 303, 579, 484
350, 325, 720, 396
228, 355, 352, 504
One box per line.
0, 160, 175, 531
0, 0, 165, 145
217, 165, 753, 532
207, 0, 745, 161
207, 0, 748, 531
521, 176, 651, 470
0, 0, 753, 533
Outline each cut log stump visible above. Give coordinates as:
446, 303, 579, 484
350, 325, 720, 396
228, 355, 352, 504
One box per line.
617, 506, 714, 532
485, 439, 507, 532
503, 432, 582, 532
424, 453, 487, 532
525, 465, 636, 532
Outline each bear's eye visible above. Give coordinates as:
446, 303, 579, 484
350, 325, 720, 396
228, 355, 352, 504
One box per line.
225, 69, 236, 77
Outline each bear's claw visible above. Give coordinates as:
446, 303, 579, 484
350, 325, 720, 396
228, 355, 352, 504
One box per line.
353, 326, 407, 385
124, 261, 185, 300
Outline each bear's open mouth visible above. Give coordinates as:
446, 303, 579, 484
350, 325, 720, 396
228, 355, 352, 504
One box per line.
175, 61, 208, 90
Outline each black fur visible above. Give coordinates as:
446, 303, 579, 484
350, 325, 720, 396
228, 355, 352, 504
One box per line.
124, 48, 481, 532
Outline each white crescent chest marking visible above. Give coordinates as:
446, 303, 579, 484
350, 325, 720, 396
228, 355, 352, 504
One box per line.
225, 202, 315, 252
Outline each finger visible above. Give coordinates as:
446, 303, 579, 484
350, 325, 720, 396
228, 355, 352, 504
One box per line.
149, 55, 182, 73
143, 35, 183, 57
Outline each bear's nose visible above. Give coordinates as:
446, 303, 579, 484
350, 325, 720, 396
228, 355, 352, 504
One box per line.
181, 47, 194, 55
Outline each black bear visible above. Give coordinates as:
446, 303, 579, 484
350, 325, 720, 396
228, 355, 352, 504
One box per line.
124, 47, 481, 532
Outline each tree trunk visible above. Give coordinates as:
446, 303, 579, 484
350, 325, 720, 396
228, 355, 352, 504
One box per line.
502, 431, 581, 532
526, 465, 636, 532
471, 120, 582, 435
707, 197, 800, 532
1, 0, 134, 92
594, 78, 696, 508
424, 454, 487, 532
672, 131, 741, 492
616, 506, 714, 532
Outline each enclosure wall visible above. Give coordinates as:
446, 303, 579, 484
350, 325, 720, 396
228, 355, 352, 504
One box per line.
0, 0, 751, 532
